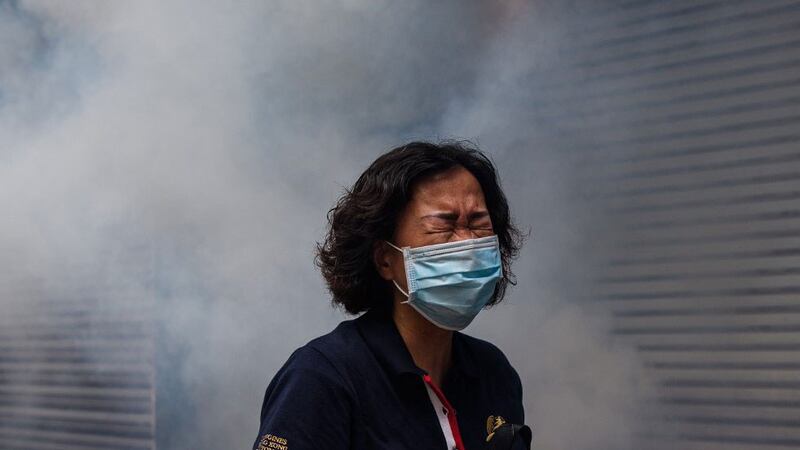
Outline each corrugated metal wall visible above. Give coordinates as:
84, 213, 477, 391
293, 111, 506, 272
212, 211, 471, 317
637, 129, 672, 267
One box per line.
1, 1, 798, 449
544, 1, 800, 448
0, 276, 155, 450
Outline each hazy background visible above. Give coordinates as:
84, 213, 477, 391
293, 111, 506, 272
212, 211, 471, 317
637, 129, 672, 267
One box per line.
1, 1, 655, 449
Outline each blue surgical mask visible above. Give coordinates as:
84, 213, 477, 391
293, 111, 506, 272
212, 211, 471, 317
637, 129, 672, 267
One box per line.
385, 235, 503, 331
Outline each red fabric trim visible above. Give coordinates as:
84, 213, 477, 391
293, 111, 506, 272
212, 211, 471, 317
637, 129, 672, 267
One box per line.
423, 374, 466, 450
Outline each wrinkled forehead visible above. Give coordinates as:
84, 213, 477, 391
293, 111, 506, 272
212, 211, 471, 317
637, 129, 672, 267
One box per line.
407, 166, 488, 210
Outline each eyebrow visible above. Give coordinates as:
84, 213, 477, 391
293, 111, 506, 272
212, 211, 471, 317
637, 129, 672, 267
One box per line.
421, 211, 491, 221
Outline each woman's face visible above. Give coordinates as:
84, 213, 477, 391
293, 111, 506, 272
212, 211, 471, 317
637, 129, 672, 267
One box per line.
395, 165, 494, 246
374, 165, 495, 293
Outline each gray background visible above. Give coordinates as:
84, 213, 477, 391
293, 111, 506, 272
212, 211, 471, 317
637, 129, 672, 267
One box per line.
1, 1, 798, 449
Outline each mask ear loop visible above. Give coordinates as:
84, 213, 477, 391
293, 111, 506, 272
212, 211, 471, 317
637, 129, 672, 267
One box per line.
392, 280, 411, 303
385, 240, 403, 252
385, 241, 411, 303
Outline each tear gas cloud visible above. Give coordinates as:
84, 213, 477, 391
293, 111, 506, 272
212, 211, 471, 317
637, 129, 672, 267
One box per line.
0, 1, 654, 449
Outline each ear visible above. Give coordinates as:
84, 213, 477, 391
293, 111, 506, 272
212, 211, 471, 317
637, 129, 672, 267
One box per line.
372, 240, 395, 281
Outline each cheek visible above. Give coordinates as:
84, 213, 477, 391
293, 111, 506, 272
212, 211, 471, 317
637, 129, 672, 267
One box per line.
476, 218, 494, 232
390, 252, 407, 277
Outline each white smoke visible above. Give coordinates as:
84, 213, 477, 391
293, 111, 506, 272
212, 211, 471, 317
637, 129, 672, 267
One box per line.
0, 1, 654, 449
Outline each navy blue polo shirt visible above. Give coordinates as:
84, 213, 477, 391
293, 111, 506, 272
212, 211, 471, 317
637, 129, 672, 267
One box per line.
252, 307, 525, 450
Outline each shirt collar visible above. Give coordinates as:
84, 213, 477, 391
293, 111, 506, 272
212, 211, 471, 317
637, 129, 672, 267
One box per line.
355, 307, 480, 380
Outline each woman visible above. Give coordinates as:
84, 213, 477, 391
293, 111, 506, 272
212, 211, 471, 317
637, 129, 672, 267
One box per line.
253, 141, 527, 450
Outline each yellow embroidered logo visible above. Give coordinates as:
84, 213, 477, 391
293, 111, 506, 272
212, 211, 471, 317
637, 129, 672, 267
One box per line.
257, 433, 289, 450
485, 415, 507, 442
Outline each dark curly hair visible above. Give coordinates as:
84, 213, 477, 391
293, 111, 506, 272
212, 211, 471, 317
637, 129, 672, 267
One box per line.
315, 141, 524, 314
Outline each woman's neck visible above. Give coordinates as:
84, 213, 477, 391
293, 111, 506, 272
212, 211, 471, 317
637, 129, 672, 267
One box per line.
392, 298, 453, 388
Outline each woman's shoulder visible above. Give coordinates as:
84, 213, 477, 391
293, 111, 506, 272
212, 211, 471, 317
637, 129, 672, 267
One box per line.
455, 332, 525, 422
455, 332, 522, 384
275, 318, 366, 384
456, 332, 513, 364
255, 323, 360, 449
305, 317, 366, 364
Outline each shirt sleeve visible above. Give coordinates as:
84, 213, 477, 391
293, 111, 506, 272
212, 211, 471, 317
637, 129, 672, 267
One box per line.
253, 346, 353, 450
